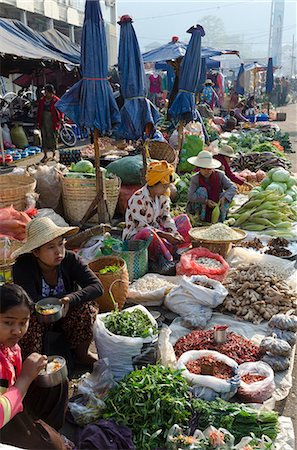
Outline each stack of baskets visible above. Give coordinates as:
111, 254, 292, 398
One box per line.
62, 174, 121, 224
0, 175, 36, 210
147, 140, 178, 168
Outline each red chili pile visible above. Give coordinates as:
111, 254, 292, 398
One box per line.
186, 356, 233, 379
241, 374, 266, 384
174, 330, 263, 365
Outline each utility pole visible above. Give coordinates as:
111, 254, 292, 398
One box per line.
291, 35, 296, 77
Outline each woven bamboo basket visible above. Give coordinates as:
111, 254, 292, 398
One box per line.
62, 175, 121, 224
0, 175, 36, 211
65, 224, 112, 250
147, 140, 178, 168
89, 255, 129, 312
188, 227, 247, 258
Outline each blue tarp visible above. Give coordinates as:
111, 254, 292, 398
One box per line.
0, 18, 79, 65
266, 57, 274, 94
235, 63, 245, 95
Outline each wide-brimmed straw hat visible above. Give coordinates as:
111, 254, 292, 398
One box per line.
188, 150, 221, 169
204, 79, 215, 86
12, 217, 78, 259
218, 145, 236, 158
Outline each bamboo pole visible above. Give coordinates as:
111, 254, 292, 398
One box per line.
177, 120, 185, 153
94, 127, 108, 222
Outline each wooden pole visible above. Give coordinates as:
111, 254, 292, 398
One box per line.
177, 120, 184, 153
94, 127, 108, 223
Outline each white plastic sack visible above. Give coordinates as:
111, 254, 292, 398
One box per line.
164, 275, 227, 328
35, 209, 69, 227
128, 274, 177, 306
157, 325, 177, 368
93, 305, 158, 381
237, 361, 275, 403
177, 349, 239, 394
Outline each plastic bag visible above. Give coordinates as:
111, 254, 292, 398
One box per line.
28, 164, 65, 210
167, 424, 234, 450
35, 208, 69, 227
176, 248, 229, 281
267, 328, 296, 347
106, 155, 144, 185
261, 353, 290, 372
0, 206, 31, 241
176, 350, 239, 397
128, 274, 177, 307
93, 305, 158, 381
157, 325, 177, 368
68, 359, 115, 426
178, 135, 203, 172
268, 314, 297, 332
237, 361, 275, 403
260, 335, 292, 357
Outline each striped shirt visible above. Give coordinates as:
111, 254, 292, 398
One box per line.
0, 345, 23, 428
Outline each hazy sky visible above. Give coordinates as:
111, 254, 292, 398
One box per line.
116, 0, 296, 57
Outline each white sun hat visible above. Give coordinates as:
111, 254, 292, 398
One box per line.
187, 150, 221, 169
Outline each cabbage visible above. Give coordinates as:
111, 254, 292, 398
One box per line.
266, 182, 287, 194
271, 168, 290, 183
283, 195, 293, 204
286, 189, 297, 201
72, 160, 94, 173
267, 167, 279, 178
286, 176, 297, 188
261, 177, 271, 190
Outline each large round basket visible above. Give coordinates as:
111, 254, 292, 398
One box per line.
188, 227, 247, 258
147, 140, 178, 168
89, 256, 129, 312
62, 175, 121, 224
0, 175, 36, 211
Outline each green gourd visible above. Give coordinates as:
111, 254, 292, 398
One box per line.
211, 204, 220, 224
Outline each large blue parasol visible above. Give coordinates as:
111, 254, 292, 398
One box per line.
56, 0, 120, 133
169, 25, 208, 145
56, 0, 120, 222
117, 15, 159, 140
266, 57, 274, 94
235, 63, 245, 95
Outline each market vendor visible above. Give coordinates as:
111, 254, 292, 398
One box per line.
187, 150, 237, 222
234, 101, 249, 123
12, 217, 103, 365
37, 84, 63, 163
122, 160, 191, 274
0, 283, 69, 449
200, 79, 219, 110
214, 145, 253, 188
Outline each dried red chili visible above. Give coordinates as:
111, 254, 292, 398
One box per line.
174, 330, 263, 365
186, 356, 233, 379
241, 374, 266, 384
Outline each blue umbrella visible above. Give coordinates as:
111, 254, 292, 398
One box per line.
169, 25, 208, 144
56, 0, 121, 222
235, 63, 245, 95
266, 57, 274, 94
197, 57, 207, 93
117, 15, 159, 140
56, 0, 120, 133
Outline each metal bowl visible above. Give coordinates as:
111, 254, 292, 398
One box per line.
36, 356, 68, 388
35, 297, 63, 323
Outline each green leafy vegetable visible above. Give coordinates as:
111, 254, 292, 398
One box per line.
98, 263, 121, 274
104, 365, 191, 450
103, 309, 157, 338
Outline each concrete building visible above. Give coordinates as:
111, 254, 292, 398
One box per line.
0, 0, 118, 65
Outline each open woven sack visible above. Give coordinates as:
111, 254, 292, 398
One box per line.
0, 175, 36, 211
89, 255, 129, 312
146, 140, 178, 168
62, 175, 121, 224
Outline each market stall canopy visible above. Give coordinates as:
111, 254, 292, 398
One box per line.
0, 19, 77, 67
142, 37, 239, 64
266, 57, 274, 94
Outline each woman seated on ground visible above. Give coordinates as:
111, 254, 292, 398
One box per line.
0, 284, 69, 449
234, 101, 249, 123
221, 110, 237, 132
122, 160, 191, 273
214, 145, 253, 188
187, 150, 237, 223
12, 217, 103, 365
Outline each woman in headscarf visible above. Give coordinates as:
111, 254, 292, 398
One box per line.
122, 161, 191, 273
187, 150, 236, 223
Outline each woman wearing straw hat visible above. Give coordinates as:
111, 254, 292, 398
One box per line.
200, 79, 218, 110
187, 150, 236, 222
122, 160, 191, 274
12, 217, 103, 365
214, 145, 253, 188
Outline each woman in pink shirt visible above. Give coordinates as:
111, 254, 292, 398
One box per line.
0, 284, 68, 449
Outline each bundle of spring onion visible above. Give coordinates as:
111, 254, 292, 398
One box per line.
229, 190, 297, 237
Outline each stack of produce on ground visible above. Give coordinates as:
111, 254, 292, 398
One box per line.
257, 167, 297, 205
190, 223, 244, 241
174, 172, 193, 204
173, 329, 262, 364
102, 307, 157, 338
103, 365, 191, 450
176, 248, 229, 281
230, 189, 297, 237
237, 169, 266, 183
237, 237, 296, 257
237, 361, 275, 403
260, 314, 297, 372
238, 237, 264, 250
231, 151, 291, 172
222, 264, 297, 323
191, 398, 279, 443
